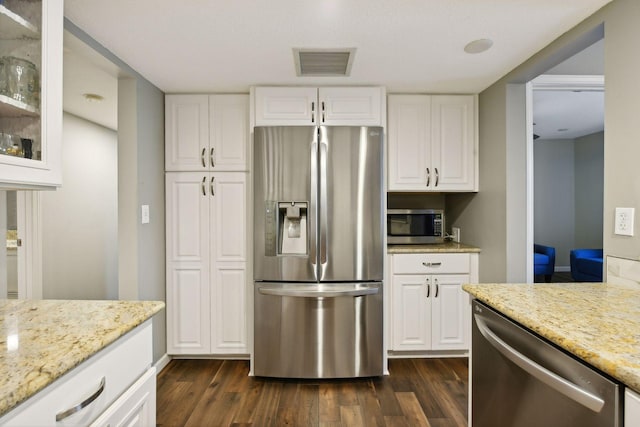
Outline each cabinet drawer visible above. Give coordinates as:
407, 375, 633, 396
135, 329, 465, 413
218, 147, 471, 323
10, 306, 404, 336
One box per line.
392, 253, 470, 274
1, 322, 152, 426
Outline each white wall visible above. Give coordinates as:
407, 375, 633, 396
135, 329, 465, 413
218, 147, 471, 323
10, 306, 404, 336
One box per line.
41, 113, 118, 299
534, 139, 576, 268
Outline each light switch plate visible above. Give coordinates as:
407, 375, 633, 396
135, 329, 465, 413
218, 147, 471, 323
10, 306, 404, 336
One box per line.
614, 207, 634, 236
141, 204, 150, 224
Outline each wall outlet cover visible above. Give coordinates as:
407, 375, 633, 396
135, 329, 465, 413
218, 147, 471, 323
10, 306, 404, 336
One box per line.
614, 207, 634, 236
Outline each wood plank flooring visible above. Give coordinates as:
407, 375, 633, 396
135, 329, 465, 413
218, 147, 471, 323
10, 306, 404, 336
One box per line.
156, 358, 468, 427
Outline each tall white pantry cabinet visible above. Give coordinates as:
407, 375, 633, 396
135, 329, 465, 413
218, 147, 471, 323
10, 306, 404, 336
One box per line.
165, 94, 249, 355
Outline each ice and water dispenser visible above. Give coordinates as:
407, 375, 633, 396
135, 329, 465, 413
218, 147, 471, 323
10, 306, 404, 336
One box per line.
264, 201, 308, 256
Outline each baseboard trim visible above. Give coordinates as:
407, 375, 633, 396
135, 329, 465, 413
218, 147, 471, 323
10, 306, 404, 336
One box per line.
154, 353, 172, 374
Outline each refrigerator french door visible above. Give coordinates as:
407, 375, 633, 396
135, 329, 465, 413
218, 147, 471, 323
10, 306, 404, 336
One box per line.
253, 126, 384, 378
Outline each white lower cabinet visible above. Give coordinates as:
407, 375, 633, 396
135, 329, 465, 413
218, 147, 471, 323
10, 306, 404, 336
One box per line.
0, 322, 154, 426
626, 388, 640, 425
165, 171, 248, 355
390, 253, 476, 352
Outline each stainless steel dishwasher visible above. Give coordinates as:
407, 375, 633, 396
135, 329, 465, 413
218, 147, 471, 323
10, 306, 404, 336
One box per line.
471, 300, 622, 427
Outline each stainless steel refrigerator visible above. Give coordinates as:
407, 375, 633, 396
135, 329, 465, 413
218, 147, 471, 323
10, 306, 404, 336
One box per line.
253, 125, 384, 378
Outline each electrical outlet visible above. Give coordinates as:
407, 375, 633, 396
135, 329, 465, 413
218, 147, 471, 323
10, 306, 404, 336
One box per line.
141, 204, 150, 224
451, 227, 461, 243
614, 207, 634, 236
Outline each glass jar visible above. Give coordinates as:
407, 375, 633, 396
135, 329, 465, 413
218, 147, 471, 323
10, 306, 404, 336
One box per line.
3, 56, 39, 108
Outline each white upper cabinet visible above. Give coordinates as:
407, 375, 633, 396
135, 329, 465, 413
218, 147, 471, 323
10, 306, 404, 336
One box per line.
0, 0, 63, 188
253, 86, 385, 127
388, 94, 477, 192
165, 94, 249, 172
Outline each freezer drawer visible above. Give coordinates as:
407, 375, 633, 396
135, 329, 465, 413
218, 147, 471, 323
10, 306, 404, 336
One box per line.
254, 282, 383, 378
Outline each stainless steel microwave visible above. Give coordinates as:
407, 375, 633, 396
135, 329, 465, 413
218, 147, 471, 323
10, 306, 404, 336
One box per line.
387, 209, 444, 244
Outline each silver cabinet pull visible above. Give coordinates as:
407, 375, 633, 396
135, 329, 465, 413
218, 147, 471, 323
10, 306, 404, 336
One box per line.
422, 261, 442, 267
56, 377, 106, 422
474, 314, 605, 413
201, 148, 206, 168
202, 176, 207, 196
426, 168, 430, 187
311, 101, 315, 123
210, 176, 215, 196
210, 147, 215, 168
435, 167, 439, 187
435, 279, 439, 298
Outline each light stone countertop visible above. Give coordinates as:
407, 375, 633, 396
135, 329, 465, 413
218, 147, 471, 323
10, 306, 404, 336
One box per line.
463, 282, 640, 393
388, 242, 481, 253
0, 299, 165, 417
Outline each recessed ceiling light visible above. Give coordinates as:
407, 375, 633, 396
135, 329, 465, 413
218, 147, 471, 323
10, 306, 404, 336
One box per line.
464, 39, 494, 54
83, 93, 104, 102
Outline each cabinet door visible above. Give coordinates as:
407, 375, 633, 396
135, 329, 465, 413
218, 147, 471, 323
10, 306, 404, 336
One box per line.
430, 274, 469, 350
89, 367, 156, 427
211, 264, 247, 354
209, 95, 249, 171
0, 0, 63, 187
165, 95, 210, 171
431, 95, 476, 191
626, 389, 640, 426
387, 95, 430, 190
254, 87, 317, 126
210, 172, 248, 354
319, 87, 383, 126
391, 274, 431, 350
210, 172, 247, 263
165, 172, 211, 354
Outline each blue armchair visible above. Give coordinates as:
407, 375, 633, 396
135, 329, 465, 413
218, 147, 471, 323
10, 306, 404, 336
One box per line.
534, 244, 556, 282
570, 249, 603, 282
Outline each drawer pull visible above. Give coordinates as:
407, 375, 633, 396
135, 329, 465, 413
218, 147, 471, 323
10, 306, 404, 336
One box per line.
422, 262, 442, 267
56, 377, 106, 422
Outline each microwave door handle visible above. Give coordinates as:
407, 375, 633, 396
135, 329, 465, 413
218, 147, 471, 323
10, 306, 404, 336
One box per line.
474, 314, 605, 413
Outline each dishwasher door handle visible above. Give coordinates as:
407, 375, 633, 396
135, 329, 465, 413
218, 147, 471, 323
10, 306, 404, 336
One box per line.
258, 284, 380, 298
474, 314, 605, 413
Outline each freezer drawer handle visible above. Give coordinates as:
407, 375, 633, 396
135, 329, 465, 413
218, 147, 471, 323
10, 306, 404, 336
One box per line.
56, 377, 106, 422
258, 286, 379, 298
474, 314, 605, 413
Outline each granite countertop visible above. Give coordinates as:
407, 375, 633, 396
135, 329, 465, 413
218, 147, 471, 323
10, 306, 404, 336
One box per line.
388, 242, 481, 254
463, 282, 640, 393
0, 299, 165, 417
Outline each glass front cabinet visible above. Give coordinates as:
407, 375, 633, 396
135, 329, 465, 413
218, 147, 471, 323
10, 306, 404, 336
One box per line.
0, 0, 62, 188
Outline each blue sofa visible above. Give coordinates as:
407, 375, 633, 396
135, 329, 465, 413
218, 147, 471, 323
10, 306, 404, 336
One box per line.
570, 249, 603, 282
534, 244, 556, 282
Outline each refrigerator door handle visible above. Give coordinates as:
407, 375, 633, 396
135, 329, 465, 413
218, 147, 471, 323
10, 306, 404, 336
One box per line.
474, 313, 605, 413
309, 133, 318, 279
319, 128, 329, 275
257, 283, 380, 298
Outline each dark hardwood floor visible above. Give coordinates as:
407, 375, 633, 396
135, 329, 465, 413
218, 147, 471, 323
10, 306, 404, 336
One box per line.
156, 358, 468, 427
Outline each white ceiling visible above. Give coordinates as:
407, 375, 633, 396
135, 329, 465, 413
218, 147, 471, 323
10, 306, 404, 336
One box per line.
63, 0, 613, 94
62, 1, 609, 139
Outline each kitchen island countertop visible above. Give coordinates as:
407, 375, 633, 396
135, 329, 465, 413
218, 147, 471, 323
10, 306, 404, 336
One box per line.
388, 242, 480, 254
464, 282, 640, 393
0, 299, 164, 417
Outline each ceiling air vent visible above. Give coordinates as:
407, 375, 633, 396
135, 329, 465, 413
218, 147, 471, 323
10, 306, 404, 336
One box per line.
293, 48, 356, 77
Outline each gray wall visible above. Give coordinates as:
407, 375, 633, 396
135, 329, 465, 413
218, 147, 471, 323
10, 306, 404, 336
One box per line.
65, 20, 166, 363
574, 131, 604, 249
450, 0, 639, 282
42, 113, 118, 299
534, 139, 576, 268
